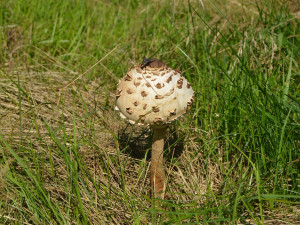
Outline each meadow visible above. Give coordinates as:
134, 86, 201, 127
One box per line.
0, 0, 299, 224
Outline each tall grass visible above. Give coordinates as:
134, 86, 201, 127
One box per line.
0, 0, 299, 224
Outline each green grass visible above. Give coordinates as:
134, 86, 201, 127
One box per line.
0, 0, 299, 224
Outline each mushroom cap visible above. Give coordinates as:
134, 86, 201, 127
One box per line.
115, 59, 194, 126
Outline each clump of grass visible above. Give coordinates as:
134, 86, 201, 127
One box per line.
0, 0, 299, 224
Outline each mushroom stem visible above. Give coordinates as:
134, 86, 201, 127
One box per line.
151, 126, 167, 198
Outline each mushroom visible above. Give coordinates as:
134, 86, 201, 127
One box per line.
115, 59, 194, 198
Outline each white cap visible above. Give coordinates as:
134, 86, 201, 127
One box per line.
115, 59, 194, 126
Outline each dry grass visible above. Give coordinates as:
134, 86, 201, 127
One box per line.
1, 62, 298, 224
0, 0, 299, 224
0, 65, 221, 222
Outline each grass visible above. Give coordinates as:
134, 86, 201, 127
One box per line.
0, 0, 299, 224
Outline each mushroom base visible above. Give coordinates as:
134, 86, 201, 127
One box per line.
150, 126, 167, 199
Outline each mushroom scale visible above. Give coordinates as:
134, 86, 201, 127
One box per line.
115, 63, 194, 126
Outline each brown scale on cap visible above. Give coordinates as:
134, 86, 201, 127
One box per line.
186, 99, 194, 110
133, 101, 139, 106
141, 91, 148, 97
174, 68, 181, 74
152, 106, 160, 113
134, 81, 141, 87
187, 97, 194, 105
187, 83, 191, 89
124, 74, 132, 81
126, 107, 133, 115
116, 89, 122, 97
146, 83, 151, 87
155, 94, 164, 99
139, 115, 146, 122
151, 78, 157, 81
127, 89, 133, 94
155, 83, 164, 89
169, 108, 177, 116
137, 77, 142, 80
146, 75, 151, 78
143, 104, 147, 110
177, 77, 183, 89
166, 75, 173, 83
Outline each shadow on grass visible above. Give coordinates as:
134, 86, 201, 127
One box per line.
117, 125, 185, 161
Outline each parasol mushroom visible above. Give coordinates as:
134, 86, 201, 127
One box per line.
115, 59, 194, 198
